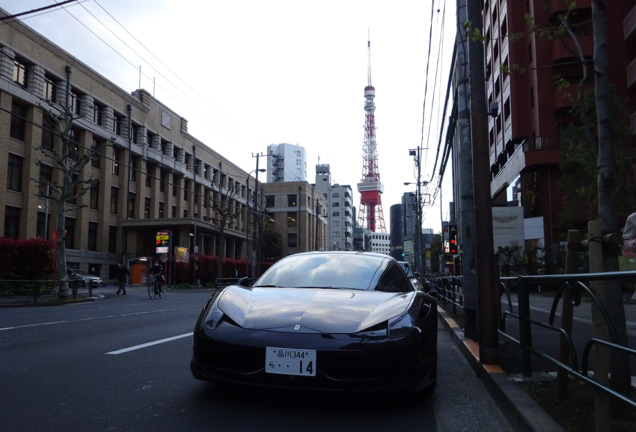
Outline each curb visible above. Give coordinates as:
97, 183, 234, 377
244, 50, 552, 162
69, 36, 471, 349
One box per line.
437, 306, 564, 432
0, 294, 105, 308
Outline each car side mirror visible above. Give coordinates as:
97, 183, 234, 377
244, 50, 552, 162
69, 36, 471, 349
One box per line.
237, 277, 252, 287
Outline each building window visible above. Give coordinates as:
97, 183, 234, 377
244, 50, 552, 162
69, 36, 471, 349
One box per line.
184, 179, 190, 201
36, 211, 47, 239
68, 174, 79, 206
287, 194, 297, 207
159, 201, 164, 218
4, 206, 20, 238
69, 90, 82, 115
7, 154, 23, 192
88, 222, 98, 251
110, 187, 119, 214
112, 148, 121, 176
266, 195, 275, 207
172, 205, 177, 218
131, 123, 139, 144
90, 183, 99, 210
41, 115, 56, 151
172, 174, 178, 197
144, 197, 151, 218
287, 212, 297, 227
113, 114, 123, 136
130, 156, 137, 182
91, 138, 103, 169
68, 129, 80, 161
108, 225, 117, 253
288, 233, 297, 248
65, 217, 76, 249
332, 192, 340, 198
160, 169, 166, 192
13, 59, 28, 87
127, 192, 135, 218
10, 101, 26, 141
43, 74, 56, 102
203, 188, 210, 208
332, 211, 340, 217
39, 164, 53, 196
93, 102, 103, 126
146, 164, 153, 187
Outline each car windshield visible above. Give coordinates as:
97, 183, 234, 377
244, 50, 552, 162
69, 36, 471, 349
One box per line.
254, 253, 413, 292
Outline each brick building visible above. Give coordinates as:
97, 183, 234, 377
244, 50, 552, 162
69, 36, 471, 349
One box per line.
482, 0, 636, 249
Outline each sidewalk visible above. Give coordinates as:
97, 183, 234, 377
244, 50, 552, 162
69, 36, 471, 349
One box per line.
438, 305, 563, 432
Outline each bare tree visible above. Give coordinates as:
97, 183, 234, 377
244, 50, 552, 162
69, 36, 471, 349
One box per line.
34, 104, 111, 299
209, 165, 242, 283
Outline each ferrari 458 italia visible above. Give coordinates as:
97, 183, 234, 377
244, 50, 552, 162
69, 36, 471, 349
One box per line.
191, 251, 437, 394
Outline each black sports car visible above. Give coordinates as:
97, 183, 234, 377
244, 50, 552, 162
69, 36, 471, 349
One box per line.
191, 251, 437, 394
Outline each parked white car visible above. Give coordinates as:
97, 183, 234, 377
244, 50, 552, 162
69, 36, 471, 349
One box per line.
67, 269, 102, 288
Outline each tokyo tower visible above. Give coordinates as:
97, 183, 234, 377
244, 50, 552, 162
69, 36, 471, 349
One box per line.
357, 38, 386, 233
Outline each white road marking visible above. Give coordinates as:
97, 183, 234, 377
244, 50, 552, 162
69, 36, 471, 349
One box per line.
0, 307, 194, 331
106, 333, 193, 355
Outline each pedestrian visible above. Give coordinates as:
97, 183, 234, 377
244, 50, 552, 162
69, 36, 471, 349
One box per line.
116, 263, 131, 295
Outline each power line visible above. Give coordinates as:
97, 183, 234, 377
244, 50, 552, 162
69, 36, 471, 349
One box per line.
0, 0, 79, 21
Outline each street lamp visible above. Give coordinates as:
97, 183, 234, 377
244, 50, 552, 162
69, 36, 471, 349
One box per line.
246, 168, 266, 280
404, 180, 428, 276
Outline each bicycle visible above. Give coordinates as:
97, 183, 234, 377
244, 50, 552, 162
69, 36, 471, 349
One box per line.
147, 274, 164, 299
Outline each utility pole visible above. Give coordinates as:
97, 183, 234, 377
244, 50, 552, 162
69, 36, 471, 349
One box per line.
192, 144, 198, 287
456, 0, 478, 340
251, 153, 265, 280
467, 0, 498, 363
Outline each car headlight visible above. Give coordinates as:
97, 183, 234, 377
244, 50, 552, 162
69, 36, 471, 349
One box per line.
388, 300, 421, 339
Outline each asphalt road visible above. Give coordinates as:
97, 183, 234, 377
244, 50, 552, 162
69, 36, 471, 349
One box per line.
0, 287, 513, 432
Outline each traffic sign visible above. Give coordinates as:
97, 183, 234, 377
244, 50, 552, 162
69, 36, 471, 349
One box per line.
156, 230, 171, 252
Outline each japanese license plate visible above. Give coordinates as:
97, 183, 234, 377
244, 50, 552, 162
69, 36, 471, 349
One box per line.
265, 347, 316, 376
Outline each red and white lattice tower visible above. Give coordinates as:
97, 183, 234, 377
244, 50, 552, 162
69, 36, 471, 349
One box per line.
357, 38, 386, 233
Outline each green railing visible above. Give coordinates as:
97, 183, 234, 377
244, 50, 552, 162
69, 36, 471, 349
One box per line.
430, 271, 636, 410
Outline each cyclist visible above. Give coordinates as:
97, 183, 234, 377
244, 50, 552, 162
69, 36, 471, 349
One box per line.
150, 260, 164, 296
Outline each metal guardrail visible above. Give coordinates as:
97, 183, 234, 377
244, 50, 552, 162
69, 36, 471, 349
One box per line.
428, 275, 464, 314
429, 271, 636, 409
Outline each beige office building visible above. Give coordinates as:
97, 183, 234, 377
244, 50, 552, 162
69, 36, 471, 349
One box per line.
0, 10, 260, 283
262, 181, 328, 257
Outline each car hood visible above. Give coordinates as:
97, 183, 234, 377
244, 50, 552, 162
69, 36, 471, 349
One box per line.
216, 286, 415, 333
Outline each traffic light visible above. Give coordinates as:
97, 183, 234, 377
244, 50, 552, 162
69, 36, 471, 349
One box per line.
449, 224, 457, 254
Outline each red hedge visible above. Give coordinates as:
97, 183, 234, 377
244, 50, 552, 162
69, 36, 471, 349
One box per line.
0, 237, 56, 280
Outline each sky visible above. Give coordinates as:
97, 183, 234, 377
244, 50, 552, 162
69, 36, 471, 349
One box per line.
3, 0, 457, 233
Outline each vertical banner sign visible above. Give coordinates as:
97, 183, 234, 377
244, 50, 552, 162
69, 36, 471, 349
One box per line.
442, 221, 449, 253
156, 231, 170, 254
